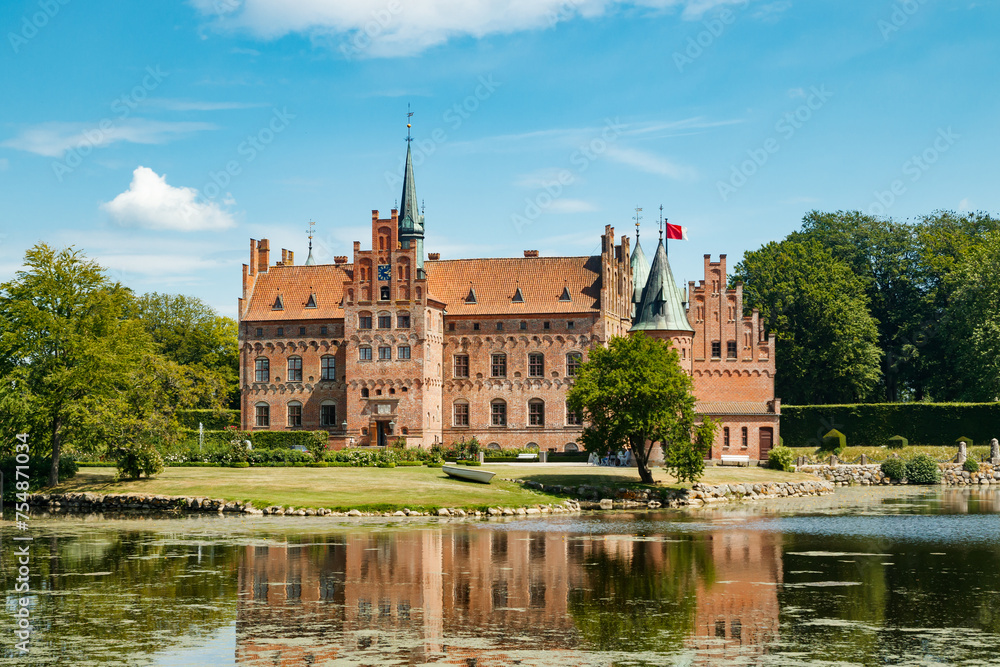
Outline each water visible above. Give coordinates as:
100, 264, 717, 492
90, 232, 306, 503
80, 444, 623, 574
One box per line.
2, 487, 999, 665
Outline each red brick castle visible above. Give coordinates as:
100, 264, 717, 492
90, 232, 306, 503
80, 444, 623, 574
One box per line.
238, 139, 779, 459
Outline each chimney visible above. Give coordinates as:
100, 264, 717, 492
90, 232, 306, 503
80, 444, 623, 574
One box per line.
249, 239, 259, 276
523, 250, 539, 258
258, 239, 270, 272
427, 252, 440, 261
334, 256, 348, 265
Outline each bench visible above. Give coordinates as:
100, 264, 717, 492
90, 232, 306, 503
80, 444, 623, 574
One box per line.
517, 453, 538, 461
720, 454, 751, 467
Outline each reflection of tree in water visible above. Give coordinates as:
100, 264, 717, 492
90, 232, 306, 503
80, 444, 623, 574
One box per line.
0, 529, 239, 663
568, 535, 715, 655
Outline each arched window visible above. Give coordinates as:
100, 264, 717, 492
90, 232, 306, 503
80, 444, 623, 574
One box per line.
397, 312, 410, 329
566, 352, 582, 376
320, 400, 337, 427
564, 442, 579, 452
380, 285, 390, 301
525, 442, 539, 451
254, 357, 270, 383
287, 401, 302, 427
566, 402, 582, 426
487, 442, 502, 450
491, 399, 507, 427
287, 356, 302, 382
377, 312, 392, 329
254, 402, 270, 427
528, 399, 545, 426
359, 346, 372, 361
453, 400, 469, 427
358, 311, 373, 330
321, 355, 336, 381
491, 353, 507, 378
359, 259, 372, 282
528, 353, 544, 377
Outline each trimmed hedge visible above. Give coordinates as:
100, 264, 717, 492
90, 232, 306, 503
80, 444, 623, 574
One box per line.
176, 409, 240, 430
782, 403, 1000, 448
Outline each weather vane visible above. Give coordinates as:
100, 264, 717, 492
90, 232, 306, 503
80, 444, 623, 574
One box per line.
307, 220, 315, 252
406, 103, 414, 142
634, 206, 642, 238
659, 205, 664, 239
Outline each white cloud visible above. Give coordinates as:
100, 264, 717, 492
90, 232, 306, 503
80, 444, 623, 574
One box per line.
959, 197, 970, 211
0, 158, 8, 171
145, 98, 268, 111
2, 120, 215, 158
191, 0, 754, 57
605, 146, 697, 180
101, 166, 237, 232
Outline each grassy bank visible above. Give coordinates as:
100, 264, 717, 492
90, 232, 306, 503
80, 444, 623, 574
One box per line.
51, 464, 820, 512
786, 445, 988, 464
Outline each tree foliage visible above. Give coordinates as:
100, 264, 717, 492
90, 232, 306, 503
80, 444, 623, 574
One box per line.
567, 333, 716, 484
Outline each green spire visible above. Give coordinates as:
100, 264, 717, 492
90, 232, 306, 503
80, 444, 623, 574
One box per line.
630, 238, 693, 333
630, 238, 650, 317
399, 142, 421, 234
304, 220, 316, 266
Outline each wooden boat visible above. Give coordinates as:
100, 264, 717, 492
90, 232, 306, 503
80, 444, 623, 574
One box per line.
442, 465, 496, 484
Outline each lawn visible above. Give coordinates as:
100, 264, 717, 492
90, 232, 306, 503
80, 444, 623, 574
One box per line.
786, 445, 986, 464
52, 463, 819, 512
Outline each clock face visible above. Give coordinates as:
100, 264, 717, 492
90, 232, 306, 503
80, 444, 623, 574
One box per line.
377, 264, 392, 281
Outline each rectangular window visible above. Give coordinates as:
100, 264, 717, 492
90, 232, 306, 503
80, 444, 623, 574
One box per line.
359, 316, 372, 330
741, 427, 748, 448
321, 404, 337, 427
566, 403, 582, 426
320, 325, 328, 335
288, 404, 302, 427
520, 321, 527, 330
711, 341, 721, 358
359, 347, 372, 361
473, 322, 481, 331
398, 314, 410, 328
448, 322, 456, 331
276, 327, 284, 336
379, 346, 392, 360
529, 401, 544, 426
496, 322, 503, 331
397, 345, 411, 360
491, 354, 507, 378
255, 404, 269, 427
255, 327, 263, 337
491, 402, 506, 426
528, 353, 544, 377
287, 357, 302, 382
567, 321, 574, 329
723, 427, 730, 448
454, 355, 469, 378
321, 356, 336, 381
566, 352, 582, 376
378, 314, 392, 329
543, 321, 550, 330
255, 358, 269, 383
727, 341, 737, 359
299, 326, 306, 336
454, 403, 469, 427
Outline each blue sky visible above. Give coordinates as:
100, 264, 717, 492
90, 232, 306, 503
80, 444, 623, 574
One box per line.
1, 0, 997, 316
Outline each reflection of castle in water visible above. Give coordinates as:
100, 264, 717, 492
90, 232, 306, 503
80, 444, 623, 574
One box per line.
235, 525, 782, 664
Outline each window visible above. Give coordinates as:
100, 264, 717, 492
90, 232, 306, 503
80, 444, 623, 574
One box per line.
741, 427, 748, 448
566, 352, 582, 376
567, 321, 574, 329
380, 286, 390, 300
520, 321, 527, 330
299, 326, 306, 336
359, 314, 372, 330
567, 402, 582, 425
288, 402, 302, 427
473, 322, 480, 331
543, 321, 550, 330
723, 427, 730, 448
359, 346, 372, 361
491, 354, 507, 378
398, 314, 410, 328
287, 357, 302, 382
255, 327, 263, 337
529, 400, 545, 426
321, 403, 337, 427
491, 400, 507, 426
320, 325, 328, 335
361, 387, 370, 398
454, 402, 469, 427
255, 357, 270, 382
448, 322, 456, 331
454, 355, 469, 378
276, 327, 284, 336
528, 353, 544, 377
711, 341, 722, 358
321, 355, 336, 381
378, 346, 392, 360
727, 341, 737, 359
255, 403, 270, 427
398, 345, 411, 360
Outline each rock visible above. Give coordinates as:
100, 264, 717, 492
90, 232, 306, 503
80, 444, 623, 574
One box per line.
599, 498, 613, 509
502, 507, 514, 516
347, 509, 362, 517
393, 511, 406, 516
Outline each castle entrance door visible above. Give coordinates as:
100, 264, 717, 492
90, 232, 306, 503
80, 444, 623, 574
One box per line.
759, 428, 773, 459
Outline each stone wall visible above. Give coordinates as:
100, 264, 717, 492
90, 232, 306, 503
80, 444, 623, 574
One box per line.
800, 462, 1000, 486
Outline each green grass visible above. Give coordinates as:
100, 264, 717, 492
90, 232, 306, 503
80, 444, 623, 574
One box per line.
787, 445, 987, 464
507, 465, 818, 489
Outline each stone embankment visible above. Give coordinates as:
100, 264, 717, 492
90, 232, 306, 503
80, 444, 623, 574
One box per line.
800, 463, 1000, 486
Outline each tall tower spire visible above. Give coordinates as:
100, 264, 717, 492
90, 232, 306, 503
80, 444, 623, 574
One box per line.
304, 220, 316, 266
398, 105, 425, 275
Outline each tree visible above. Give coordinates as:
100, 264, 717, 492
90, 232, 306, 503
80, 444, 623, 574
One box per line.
733, 239, 883, 404
567, 333, 716, 484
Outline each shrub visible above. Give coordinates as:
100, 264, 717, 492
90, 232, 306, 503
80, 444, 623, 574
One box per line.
397, 461, 423, 466
112, 441, 164, 480
229, 461, 250, 468
390, 437, 407, 449
425, 462, 444, 468
767, 446, 795, 472
956, 436, 975, 447
881, 457, 906, 481
820, 429, 847, 454
905, 454, 942, 484
0, 456, 78, 498
963, 458, 980, 473
376, 461, 396, 468
887, 436, 908, 449
459, 459, 482, 466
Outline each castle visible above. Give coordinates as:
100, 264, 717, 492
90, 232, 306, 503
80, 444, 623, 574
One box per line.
238, 139, 779, 460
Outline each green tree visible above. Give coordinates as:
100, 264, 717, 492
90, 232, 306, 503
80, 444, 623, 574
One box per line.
733, 239, 883, 404
567, 333, 716, 484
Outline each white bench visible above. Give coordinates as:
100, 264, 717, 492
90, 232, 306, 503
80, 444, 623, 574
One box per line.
517, 453, 538, 461
720, 454, 751, 467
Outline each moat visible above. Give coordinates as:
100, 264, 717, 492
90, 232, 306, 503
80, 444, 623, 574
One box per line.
3, 486, 1000, 665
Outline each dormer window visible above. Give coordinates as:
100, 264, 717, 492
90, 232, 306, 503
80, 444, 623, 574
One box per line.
466, 288, 477, 304
559, 287, 571, 301
512, 287, 524, 303
272, 295, 284, 310
305, 293, 317, 309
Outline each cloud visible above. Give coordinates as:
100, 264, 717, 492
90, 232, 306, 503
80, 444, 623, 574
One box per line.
547, 199, 597, 214
605, 146, 696, 180
0, 158, 8, 171
190, 0, 756, 57
959, 197, 970, 211
101, 166, 237, 232
145, 98, 268, 111
2, 120, 215, 158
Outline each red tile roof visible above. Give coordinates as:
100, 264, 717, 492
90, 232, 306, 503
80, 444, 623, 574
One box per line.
696, 401, 775, 415
425, 256, 601, 315
242, 264, 353, 322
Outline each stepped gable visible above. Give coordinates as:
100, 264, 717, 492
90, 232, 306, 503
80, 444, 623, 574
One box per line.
241, 264, 353, 321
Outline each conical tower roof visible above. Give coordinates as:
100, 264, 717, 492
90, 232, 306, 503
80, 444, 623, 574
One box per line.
398, 142, 422, 234
630, 238, 693, 333
630, 239, 650, 313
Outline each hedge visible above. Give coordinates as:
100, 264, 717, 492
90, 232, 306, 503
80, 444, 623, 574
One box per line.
781, 403, 1000, 448
178, 429, 328, 451
176, 409, 240, 430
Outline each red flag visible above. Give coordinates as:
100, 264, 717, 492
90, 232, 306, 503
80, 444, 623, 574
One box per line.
666, 223, 688, 241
